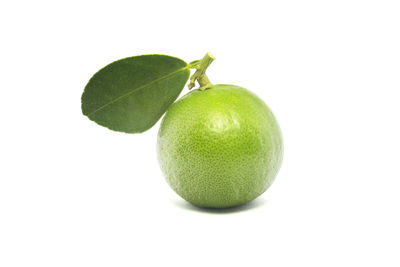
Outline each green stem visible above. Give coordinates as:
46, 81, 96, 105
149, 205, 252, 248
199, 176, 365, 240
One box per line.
188, 52, 215, 91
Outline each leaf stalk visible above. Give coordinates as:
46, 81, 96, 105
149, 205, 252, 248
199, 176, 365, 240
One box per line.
188, 52, 215, 91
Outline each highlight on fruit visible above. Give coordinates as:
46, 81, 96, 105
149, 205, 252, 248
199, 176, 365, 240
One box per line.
81, 52, 283, 209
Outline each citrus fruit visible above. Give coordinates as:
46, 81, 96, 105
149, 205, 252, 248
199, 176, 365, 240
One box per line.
157, 84, 283, 208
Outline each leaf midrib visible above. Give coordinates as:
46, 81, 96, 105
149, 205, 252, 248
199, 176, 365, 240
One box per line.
87, 66, 188, 117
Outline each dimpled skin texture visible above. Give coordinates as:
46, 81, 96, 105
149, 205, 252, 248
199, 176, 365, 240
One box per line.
157, 85, 283, 208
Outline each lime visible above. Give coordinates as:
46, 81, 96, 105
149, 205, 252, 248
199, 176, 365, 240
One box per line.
157, 84, 283, 208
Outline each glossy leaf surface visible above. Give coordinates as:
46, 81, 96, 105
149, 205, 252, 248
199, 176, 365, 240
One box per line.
82, 55, 190, 133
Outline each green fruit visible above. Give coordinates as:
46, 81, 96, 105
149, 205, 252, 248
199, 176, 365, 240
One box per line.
157, 84, 283, 208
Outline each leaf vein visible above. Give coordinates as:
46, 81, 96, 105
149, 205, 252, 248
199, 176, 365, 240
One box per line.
87, 67, 188, 117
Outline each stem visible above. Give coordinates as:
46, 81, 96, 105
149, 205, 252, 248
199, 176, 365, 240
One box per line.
188, 52, 215, 91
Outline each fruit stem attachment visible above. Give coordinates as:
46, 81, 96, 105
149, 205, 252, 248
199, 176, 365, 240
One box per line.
188, 52, 215, 91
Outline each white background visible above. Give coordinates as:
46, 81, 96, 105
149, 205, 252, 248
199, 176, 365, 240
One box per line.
1, 0, 399, 266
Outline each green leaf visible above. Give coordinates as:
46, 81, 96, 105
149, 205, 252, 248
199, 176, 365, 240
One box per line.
81, 54, 190, 133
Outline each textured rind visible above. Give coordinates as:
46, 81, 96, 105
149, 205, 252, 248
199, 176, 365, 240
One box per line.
157, 85, 283, 208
